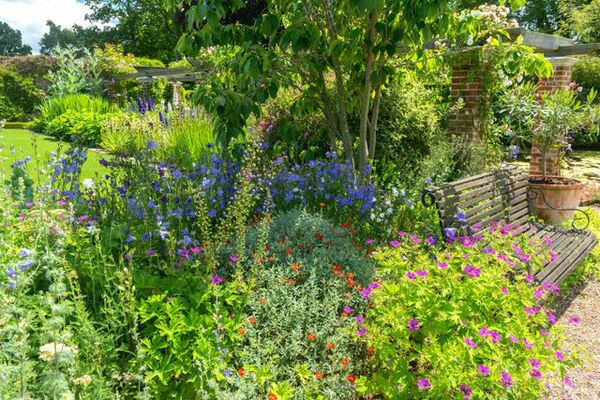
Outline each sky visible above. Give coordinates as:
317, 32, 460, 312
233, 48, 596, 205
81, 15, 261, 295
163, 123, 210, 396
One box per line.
0, 0, 97, 53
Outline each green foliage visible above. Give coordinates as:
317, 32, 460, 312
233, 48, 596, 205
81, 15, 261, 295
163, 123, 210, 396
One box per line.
0, 55, 58, 88
47, 47, 104, 97
95, 44, 169, 104
499, 83, 600, 178
0, 21, 32, 56
168, 0, 542, 170
100, 111, 167, 156
33, 94, 116, 136
0, 68, 43, 121
156, 115, 216, 167
358, 228, 581, 398
46, 109, 110, 146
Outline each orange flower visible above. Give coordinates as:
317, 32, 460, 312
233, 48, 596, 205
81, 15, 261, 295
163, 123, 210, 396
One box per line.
238, 328, 245, 335
307, 244, 312, 248
341, 359, 348, 366
291, 264, 300, 270
268, 392, 278, 400
347, 279, 355, 286
341, 312, 349, 317
327, 342, 334, 349
340, 273, 346, 278
249, 317, 256, 324
268, 256, 274, 261
319, 202, 325, 207
315, 372, 322, 379
238, 368, 245, 377
367, 347, 374, 354
285, 251, 292, 255
308, 334, 316, 340
288, 279, 296, 284
259, 298, 266, 304
347, 374, 356, 383
281, 278, 287, 283
298, 244, 304, 249
347, 273, 355, 278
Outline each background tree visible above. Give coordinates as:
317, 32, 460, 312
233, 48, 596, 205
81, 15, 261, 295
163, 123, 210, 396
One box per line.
0, 21, 32, 56
39, 21, 115, 55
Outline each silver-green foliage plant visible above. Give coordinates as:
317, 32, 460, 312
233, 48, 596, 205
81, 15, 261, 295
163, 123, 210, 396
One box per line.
47, 46, 104, 98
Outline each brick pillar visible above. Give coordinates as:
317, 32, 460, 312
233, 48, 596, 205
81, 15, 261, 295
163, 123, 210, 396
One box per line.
529, 57, 578, 177
449, 53, 488, 141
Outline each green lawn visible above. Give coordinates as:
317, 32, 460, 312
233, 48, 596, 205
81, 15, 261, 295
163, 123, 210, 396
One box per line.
0, 129, 108, 181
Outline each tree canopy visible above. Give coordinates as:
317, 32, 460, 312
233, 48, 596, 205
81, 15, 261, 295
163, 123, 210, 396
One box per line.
0, 21, 32, 56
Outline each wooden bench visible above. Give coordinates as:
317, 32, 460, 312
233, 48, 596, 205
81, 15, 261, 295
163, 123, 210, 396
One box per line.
422, 166, 598, 286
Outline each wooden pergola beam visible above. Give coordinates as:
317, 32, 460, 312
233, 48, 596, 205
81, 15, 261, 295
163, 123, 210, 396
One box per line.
542, 43, 600, 57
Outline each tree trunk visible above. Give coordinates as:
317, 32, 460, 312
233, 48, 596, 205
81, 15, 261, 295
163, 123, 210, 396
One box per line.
358, 10, 377, 172
368, 74, 382, 162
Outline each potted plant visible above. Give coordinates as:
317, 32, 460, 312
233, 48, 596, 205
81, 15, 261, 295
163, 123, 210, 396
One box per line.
502, 84, 599, 224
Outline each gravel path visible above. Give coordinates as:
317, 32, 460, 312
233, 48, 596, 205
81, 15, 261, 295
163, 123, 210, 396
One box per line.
543, 279, 600, 400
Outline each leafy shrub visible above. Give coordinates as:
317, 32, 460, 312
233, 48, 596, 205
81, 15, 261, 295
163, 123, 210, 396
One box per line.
32, 94, 116, 135
358, 226, 582, 398
0, 55, 58, 90
0, 68, 44, 121
573, 56, 600, 100
365, 74, 442, 185
100, 111, 164, 156
46, 109, 110, 146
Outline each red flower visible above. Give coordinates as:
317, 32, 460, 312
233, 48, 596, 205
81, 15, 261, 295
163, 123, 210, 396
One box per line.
238, 368, 245, 377
249, 317, 255, 324
308, 334, 316, 340
238, 328, 245, 335
341, 359, 348, 366
347, 374, 356, 383
327, 342, 334, 349
315, 372, 322, 379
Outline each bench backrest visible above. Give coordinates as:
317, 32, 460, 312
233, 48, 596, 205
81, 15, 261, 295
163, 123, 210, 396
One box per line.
423, 166, 531, 234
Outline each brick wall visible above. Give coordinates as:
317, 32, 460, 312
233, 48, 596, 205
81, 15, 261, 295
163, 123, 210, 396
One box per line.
529, 63, 574, 177
449, 59, 487, 141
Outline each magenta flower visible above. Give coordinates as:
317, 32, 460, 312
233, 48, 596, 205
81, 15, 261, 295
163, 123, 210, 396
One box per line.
344, 306, 355, 313
437, 262, 448, 268
478, 364, 490, 375
356, 328, 367, 337
501, 287, 508, 294
417, 379, 431, 390
459, 384, 472, 398
230, 256, 239, 262
525, 274, 534, 282
210, 275, 224, 285
509, 335, 519, 343
366, 239, 374, 244
529, 369, 542, 379
500, 371, 513, 388
524, 338, 534, 350
398, 231, 406, 236
529, 358, 540, 368
568, 315, 579, 324
355, 316, 365, 324
555, 351, 565, 361
390, 240, 401, 247
406, 272, 417, 280
416, 269, 428, 277
565, 376, 573, 388
408, 318, 420, 332
147, 250, 155, 255
463, 265, 481, 278
465, 337, 478, 348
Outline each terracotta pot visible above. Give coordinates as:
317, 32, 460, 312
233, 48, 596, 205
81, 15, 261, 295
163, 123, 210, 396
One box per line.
528, 176, 585, 225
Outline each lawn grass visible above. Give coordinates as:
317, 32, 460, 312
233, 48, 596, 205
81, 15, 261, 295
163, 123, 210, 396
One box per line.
0, 129, 108, 181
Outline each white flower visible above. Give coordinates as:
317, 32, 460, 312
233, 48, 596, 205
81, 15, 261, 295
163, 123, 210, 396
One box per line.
82, 178, 96, 189
39, 342, 77, 362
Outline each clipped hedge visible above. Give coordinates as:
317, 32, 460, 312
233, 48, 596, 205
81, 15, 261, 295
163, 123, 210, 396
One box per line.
0, 68, 44, 121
